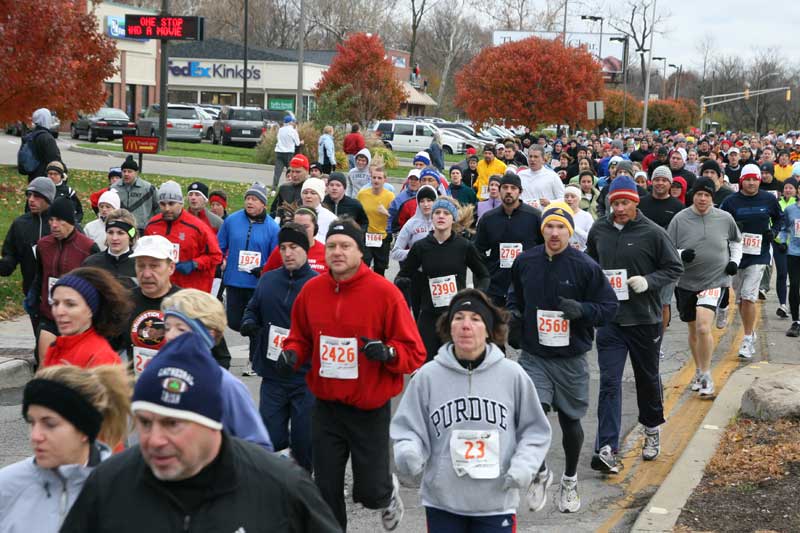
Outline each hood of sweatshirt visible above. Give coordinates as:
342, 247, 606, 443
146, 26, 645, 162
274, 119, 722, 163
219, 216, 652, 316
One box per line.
433, 342, 506, 376
355, 147, 371, 166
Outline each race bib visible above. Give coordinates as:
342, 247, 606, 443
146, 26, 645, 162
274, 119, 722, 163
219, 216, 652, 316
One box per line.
267, 324, 289, 361
537, 310, 570, 347
133, 347, 158, 377
480, 185, 488, 198
450, 429, 500, 479
729, 183, 739, 193
47, 276, 59, 305
794, 219, 800, 238
697, 288, 721, 307
429, 275, 457, 308
604, 269, 629, 301
319, 335, 358, 379
365, 233, 383, 248
742, 232, 762, 255
237, 250, 262, 272
170, 243, 180, 262
499, 243, 523, 268
769, 190, 779, 198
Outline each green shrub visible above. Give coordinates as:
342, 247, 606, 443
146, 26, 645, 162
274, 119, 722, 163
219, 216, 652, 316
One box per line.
254, 126, 277, 165
335, 150, 348, 170
370, 146, 399, 169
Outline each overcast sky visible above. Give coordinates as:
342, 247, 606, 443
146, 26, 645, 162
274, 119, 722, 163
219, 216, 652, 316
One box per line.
572, 0, 799, 72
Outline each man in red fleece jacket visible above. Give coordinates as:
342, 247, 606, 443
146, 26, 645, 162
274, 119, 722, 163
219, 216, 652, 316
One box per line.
279, 218, 425, 532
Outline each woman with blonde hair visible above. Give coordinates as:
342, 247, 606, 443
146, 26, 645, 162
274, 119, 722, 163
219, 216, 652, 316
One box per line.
83, 208, 138, 289
0, 364, 131, 532
159, 288, 273, 450
395, 196, 490, 360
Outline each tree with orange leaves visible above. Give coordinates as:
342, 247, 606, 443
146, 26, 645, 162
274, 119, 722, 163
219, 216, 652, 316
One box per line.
313, 32, 406, 124
454, 36, 603, 126
0, 1, 118, 123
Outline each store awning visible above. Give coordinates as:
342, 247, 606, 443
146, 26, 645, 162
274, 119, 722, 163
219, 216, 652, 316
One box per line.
403, 81, 438, 107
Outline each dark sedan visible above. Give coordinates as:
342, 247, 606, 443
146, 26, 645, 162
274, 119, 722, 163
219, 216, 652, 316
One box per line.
71, 107, 136, 142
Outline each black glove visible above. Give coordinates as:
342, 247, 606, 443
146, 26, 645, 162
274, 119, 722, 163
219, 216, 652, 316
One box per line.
725, 261, 738, 276
680, 249, 696, 263
239, 322, 260, 337
360, 337, 393, 362
558, 297, 584, 320
776, 242, 788, 254
249, 266, 262, 278
763, 229, 773, 242
275, 349, 297, 378
395, 276, 411, 291
507, 311, 523, 350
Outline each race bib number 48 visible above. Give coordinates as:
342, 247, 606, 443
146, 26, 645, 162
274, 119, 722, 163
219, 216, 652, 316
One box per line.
604, 269, 629, 301
267, 325, 289, 361
319, 335, 358, 379
537, 310, 570, 347
450, 429, 500, 479
499, 243, 523, 268
429, 275, 457, 308
742, 232, 762, 255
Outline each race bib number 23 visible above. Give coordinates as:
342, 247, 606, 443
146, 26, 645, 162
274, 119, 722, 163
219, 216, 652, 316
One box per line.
450, 429, 500, 479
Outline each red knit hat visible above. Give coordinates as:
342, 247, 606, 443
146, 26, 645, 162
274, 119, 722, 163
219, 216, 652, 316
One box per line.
290, 154, 310, 171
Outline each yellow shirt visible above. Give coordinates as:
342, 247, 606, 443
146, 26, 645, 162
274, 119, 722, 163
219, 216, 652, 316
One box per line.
357, 187, 395, 237
475, 159, 507, 200
774, 163, 793, 182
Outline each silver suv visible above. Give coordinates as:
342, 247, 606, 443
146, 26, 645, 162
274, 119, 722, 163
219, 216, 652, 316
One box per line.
136, 104, 204, 142
212, 106, 265, 146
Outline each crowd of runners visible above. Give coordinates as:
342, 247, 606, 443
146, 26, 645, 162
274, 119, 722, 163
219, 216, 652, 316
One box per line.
1, 108, 800, 532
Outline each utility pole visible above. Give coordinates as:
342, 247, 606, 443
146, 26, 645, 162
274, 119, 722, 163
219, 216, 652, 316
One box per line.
562, 0, 568, 45
158, 0, 169, 151
610, 36, 630, 131
296, 0, 305, 121
243, 0, 248, 106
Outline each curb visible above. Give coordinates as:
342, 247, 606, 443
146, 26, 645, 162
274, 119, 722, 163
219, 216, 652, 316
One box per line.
68, 145, 275, 171
0, 357, 33, 390
631, 361, 789, 532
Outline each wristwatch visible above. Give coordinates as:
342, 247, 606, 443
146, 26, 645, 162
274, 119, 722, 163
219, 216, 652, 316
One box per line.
388, 345, 397, 359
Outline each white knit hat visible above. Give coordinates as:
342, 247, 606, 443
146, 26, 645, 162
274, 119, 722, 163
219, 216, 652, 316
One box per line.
98, 189, 121, 210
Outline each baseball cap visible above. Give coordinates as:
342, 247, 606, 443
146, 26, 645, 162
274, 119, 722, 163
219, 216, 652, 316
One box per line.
130, 235, 174, 260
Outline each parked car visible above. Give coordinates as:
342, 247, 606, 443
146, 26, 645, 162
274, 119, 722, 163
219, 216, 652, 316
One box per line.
195, 107, 216, 140
200, 106, 220, 120
5, 111, 61, 138
436, 123, 485, 149
212, 106, 266, 146
70, 107, 136, 142
136, 104, 204, 142
372, 120, 466, 155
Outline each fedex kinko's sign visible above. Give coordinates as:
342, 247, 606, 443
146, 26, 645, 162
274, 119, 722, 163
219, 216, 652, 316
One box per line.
168, 61, 261, 80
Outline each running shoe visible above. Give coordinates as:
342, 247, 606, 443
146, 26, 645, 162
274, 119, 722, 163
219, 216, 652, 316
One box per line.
715, 306, 729, 329
380, 474, 404, 531
642, 427, 660, 461
691, 369, 702, 391
590, 445, 622, 474
558, 476, 581, 513
242, 362, 257, 377
787, 322, 800, 338
777, 304, 789, 319
758, 289, 767, 300
699, 373, 715, 397
527, 467, 553, 512
738, 335, 754, 359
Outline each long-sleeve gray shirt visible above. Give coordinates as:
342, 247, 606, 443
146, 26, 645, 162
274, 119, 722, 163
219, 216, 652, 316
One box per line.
666, 206, 742, 292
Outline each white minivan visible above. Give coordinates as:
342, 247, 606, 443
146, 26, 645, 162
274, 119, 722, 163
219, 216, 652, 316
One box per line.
372, 120, 466, 154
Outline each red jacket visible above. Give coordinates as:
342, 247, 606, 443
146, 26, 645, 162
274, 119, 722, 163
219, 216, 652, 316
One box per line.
144, 209, 222, 292
43, 327, 121, 368
263, 240, 328, 274
36, 230, 98, 319
284, 263, 426, 410
343, 133, 366, 155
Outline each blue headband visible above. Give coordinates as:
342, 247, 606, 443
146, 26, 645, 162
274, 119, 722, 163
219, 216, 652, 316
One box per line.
162, 308, 215, 350
431, 199, 458, 220
53, 275, 100, 315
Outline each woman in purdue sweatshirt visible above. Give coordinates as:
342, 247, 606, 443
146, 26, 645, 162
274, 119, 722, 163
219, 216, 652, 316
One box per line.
390, 289, 552, 532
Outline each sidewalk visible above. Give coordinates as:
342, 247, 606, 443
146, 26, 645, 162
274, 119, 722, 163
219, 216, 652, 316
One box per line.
0, 316, 34, 389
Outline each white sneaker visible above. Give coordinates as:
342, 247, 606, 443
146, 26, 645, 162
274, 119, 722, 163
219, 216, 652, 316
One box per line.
699, 373, 715, 396
380, 474, 404, 531
715, 306, 729, 329
691, 369, 702, 391
558, 476, 581, 513
527, 467, 553, 512
241, 362, 257, 377
738, 335, 753, 359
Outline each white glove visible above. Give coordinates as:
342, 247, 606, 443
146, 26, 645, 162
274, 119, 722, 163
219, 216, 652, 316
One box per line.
627, 275, 648, 293
377, 204, 389, 216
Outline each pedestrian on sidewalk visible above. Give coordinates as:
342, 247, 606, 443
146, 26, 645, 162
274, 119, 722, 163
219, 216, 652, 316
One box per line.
586, 176, 683, 473
509, 203, 618, 513
391, 289, 552, 531
0, 364, 131, 532
273, 115, 303, 188
667, 178, 742, 397
277, 218, 426, 531
778, 189, 800, 337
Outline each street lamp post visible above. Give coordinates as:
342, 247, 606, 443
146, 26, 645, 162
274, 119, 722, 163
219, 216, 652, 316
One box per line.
610, 35, 629, 130
242, 0, 248, 106
580, 15, 605, 61
669, 63, 682, 99
652, 56, 666, 99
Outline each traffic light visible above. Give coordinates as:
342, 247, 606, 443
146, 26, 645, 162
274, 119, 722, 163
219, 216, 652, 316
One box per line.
787, 89, 792, 102
744, 88, 750, 100
702, 104, 707, 116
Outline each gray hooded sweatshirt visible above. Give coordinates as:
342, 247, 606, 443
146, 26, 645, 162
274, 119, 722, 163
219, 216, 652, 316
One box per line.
390, 343, 551, 516
346, 147, 372, 196
389, 185, 436, 262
